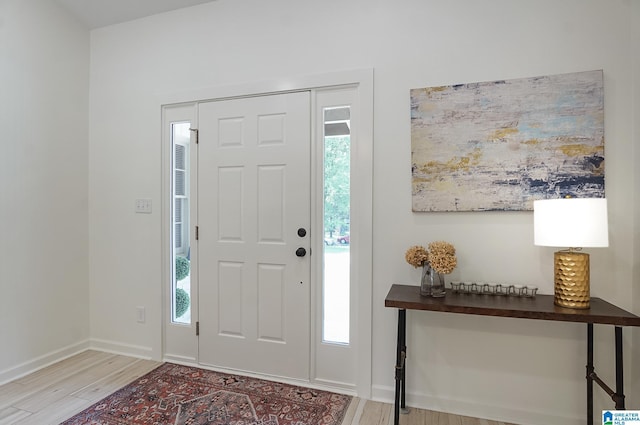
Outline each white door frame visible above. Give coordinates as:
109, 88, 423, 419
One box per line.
161, 102, 198, 364
160, 69, 373, 398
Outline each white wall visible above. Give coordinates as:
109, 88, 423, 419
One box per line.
0, 0, 90, 381
87, 0, 639, 423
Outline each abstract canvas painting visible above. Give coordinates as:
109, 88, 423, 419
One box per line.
410, 70, 604, 212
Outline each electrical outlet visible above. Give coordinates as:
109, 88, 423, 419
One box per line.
135, 199, 152, 214
136, 306, 146, 323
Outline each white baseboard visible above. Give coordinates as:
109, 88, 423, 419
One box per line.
0, 339, 90, 385
371, 384, 582, 425
89, 338, 153, 360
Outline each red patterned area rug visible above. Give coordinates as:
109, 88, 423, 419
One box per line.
61, 363, 353, 425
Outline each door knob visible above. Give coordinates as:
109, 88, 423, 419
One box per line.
296, 247, 307, 257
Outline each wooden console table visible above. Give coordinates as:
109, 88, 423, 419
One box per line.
385, 284, 640, 425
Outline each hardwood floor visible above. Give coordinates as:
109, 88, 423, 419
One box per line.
0, 351, 160, 425
0, 351, 515, 425
354, 401, 516, 425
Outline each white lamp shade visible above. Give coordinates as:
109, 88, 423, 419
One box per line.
534, 198, 609, 248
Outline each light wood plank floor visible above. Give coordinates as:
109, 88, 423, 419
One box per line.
0, 350, 516, 425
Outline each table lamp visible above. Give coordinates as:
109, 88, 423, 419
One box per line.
533, 198, 609, 309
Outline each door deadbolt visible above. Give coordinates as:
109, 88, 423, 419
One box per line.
297, 228, 307, 237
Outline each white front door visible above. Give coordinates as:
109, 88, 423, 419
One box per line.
197, 92, 311, 380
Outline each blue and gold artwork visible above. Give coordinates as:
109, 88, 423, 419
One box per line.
410, 70, 604, 211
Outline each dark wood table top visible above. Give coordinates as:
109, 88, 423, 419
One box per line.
385, 284, 640, 327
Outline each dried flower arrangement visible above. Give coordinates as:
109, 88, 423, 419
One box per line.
427, 241, 457, 274
405, 241, 457, 274
405, 245, 429, 268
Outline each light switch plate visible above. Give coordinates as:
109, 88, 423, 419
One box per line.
135, 199, 152, 214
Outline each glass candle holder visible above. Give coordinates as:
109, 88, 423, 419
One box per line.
509, 285, 525, 296
480, 283, 493, 295
495, 284, 509, 296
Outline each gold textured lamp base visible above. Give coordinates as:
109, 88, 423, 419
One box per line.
554, 251, 590, 309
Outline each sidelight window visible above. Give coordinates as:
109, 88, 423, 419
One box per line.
171, 122, 191, 324
322, 106, 350, 344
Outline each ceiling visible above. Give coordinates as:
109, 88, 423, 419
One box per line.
54, 0, 218, 30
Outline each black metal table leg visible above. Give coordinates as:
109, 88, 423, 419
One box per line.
587, 324, 627, 424
615, 326, 625, 409
400, 310, 407, 414
587, 324, 594, 425
394, 309, 407, 425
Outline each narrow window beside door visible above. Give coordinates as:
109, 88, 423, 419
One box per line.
322, 106, 350, 344
172, 122, 191, 324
